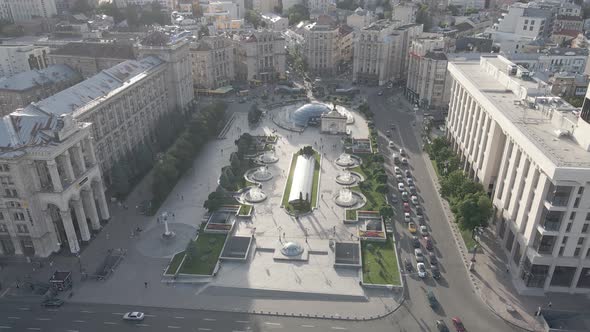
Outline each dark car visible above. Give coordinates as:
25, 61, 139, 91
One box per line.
404, 258, 413, 272
431, 264, 441, 279
404, 169, 411, 177
416, 206, 423, 216
390, 194, 398, 204
429, 252, 438, 265
424, 237, 434, 251
452, 317, 466, 332
436, 320, 450, 332
412, 236, 420, 248
41, 298, 64, 307
427, 290, 437, 308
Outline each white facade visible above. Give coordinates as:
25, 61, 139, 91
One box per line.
446, 55, 590, 294
261, 13, 288, 31
447, 0, 485, 10
307, 0, 332, 15
346, 7, 376, 30
0, 45, 49, 79
506, 47, 588, 75
302, 16, 339, 75
190, 36, 235, 89
121, 0, 178, 10
406, 35, 449, 109
0, 111, 109, 258
5, 0, 57, 22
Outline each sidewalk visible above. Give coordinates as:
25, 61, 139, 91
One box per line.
422, 152, 590, 332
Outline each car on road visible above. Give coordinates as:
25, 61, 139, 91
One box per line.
123, 312, 145, 321
404, 258, 413, 271
416, 206, 423, 215
411, 195, 419, 205
390, 193, 398, 204
412, 236, 420, 248
399, 148, 406, 156
417, 262, 427, 278
407, 178, 415, 186
409, 185, 417, 194
404, 212, 411, 223
401, 157, 408, 165
452, 317, 466, 332
419, 225, 428, 236
386, 130, 391, 137
414, 248, 424, 262
394, 166, 401, 174
417, 214, 425, 223
431, 264, 441, 279
408, 222, 417, 233
403, 202, 411, 213
389, 141, 395, 148
397, 183, 405, 191
429, 252, 438, 265
396, 174, 404, 183
390, 122, 395, 128
427, 290, 437, 308
436, 320, 450, 332
378, 90, 384, 96
404, 169, 411, 177
424, 237, 434, 251
41, 298, 64, 307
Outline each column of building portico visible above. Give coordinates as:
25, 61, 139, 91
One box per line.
60, 151, 76, 184
82, 137, 97, 166
43, 210, 61, 253
46, 160, 63, 191
94, 181, 110, 220
59, 209, 80, 254
71, 143, 87, 175
81, 189, 101, 230
72, 199, 90, 241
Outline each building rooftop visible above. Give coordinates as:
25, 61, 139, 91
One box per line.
424, 51, 447, 61
450, 57, 590, 168
28, 56, 164, 119
546, 47, 588, 56
51, 42, 136, 59
0, 64, 81, 91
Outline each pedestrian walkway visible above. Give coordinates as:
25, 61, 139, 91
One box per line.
422, 152, 590, 332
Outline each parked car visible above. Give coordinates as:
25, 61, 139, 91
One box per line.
378, 90, 384, 96
412, 236, 420, 248
389, 141, 395, 148
404, 258, 413, 271
429, 252, 438, 265
408, 222, 417, 233
394, 166, 401, 174
401, 157, 408, 165
411, 195, 419, 205
452, 317, 466, 332
418, 214, 425, 223
409, 185, 417, 194
123, 312, 145, 321
404, 212, 411, 223
417, 262, 427, 278
416, 206, 423, 215
414, 248, 424, 262
396, 174, 404, 183
386, 130, 391, 137
390, 194, 398, 204
399, 148, 406, 156
419, 225, 428, 236
404, 169, 411, 177
407, 178, 415, 186
403, 202, 411, 213
401, 192, 409, 201
41, 298, 64, 307
431, 264, 441, 279
436, 320, 450, 332
397, 183, 405, 191
424, 237, 434, 250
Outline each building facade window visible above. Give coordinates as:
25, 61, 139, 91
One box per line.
16, 223, 28, 233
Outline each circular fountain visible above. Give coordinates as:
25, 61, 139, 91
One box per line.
333, 188, 367, 208
245, 166, 273, 182
244, 186, 267, 203
335, 171, 362, 185
255, 151, 279, 164
281, 242, 304, 256
335, 153, 360, 168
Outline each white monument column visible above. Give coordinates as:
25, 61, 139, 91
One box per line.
46, 160, 63, 191
94, 181, 110, 220
72, 199, 90, 241
59, 209, 80, 253
61, 151, 76, 183
82, 189, 101, 230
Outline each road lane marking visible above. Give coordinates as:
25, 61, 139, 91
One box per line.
26, 328, 40, 331
235, 320, 249, 323
6, 317, 20, 320
0, 327, 11, 329
35, 318, 51, 321
197, 328, 212, 331
111, 312, 124, 315
174, 316, 184, 319
104, 322, 117, 325
301, 325, 315, 328
264, 322, 281, 326
80, 310, 94, 314
72, 320, 85, 323
167, 326, 181, 329
203, 318, 216, 321
46, 309, 58, 312
18, 308, 30, 311
144, 314, 156, 317
137, 324, 150, 327
331, 327, 347, 330
0, 288, 10, 297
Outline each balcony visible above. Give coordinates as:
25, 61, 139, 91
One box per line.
533, 232, 556, 256
545, 184, 572, 208
539, 221, 561, 232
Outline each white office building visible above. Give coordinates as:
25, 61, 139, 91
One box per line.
4, 0, 57, 22
0, 45, 50, 79
446, 55, 590, 294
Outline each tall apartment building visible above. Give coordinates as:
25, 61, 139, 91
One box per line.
391, 3, 416, 25
253, 0, 277, 13
0, 45, 50, 79
234, 30, 286, 82
0, 64, 82, 116
346, 7, 376, 30
190, 36, 235, 90
261, 13, 288, 31
3, 0, 57, 22
352, 20, 422, 86
307, 0, 332, 15
302, 15, 340, 76
0, 110, 109, 257
49, 42, 137, 78
406, 35, 449, 109
446, 55, 590, 294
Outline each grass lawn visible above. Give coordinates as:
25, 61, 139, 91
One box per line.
361, 238, 401, 286
238, 204, 252, 216
431, 160, 441, 178
179, 233, 227, 275
165, 251, 185, 275
282, 150, 320, 214
345, 209, 357, 220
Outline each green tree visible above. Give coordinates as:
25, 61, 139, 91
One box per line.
248, 104, 263, 124
379, 206, 394, 219
439, 170, 465, 198
416, 5, 432, 31
230, 152, 241, 172
447, 5, 460, 16
97, 3, 125, 23
110, 162, 130, 199
287, 4, 309, 25
245, 10, 264, 28
300, 145, 314, 157
455, 192, 492, 231
376, 184, 389, 194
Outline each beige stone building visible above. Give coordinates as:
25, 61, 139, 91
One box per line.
190, 36, 236, 90
0, 64, 82, 116
0, 45, 50, 79
49, 42, 137, 78
234, 30, 286, 83
302, 15, 340, 76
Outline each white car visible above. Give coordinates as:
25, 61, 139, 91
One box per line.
123, 312, 145, 321
411, 195, 419, 205
396, 174, 404, 183
388, 141, 395, 148
397, 183, 405, 191
404, 212, 411, 223
401, 157, 408, 165
417, 262, 427, 278
394, 166, 401, 174
399, 148, 406, 156
414, 248, 424, 262
419, 225, 428, 236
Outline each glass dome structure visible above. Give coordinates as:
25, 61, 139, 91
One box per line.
289, 103, 331, 126
281, 242, 304, 256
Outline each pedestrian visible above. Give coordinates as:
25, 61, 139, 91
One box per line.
144, 282, 148, 288
283, 232, 285, 239
181, 195, 184, 200
172, 213, 175, 218
106, 233, 110, 240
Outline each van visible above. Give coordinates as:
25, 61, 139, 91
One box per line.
392, 153, 400, 164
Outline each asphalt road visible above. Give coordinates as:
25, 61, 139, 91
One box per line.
367, 87, 519, 332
